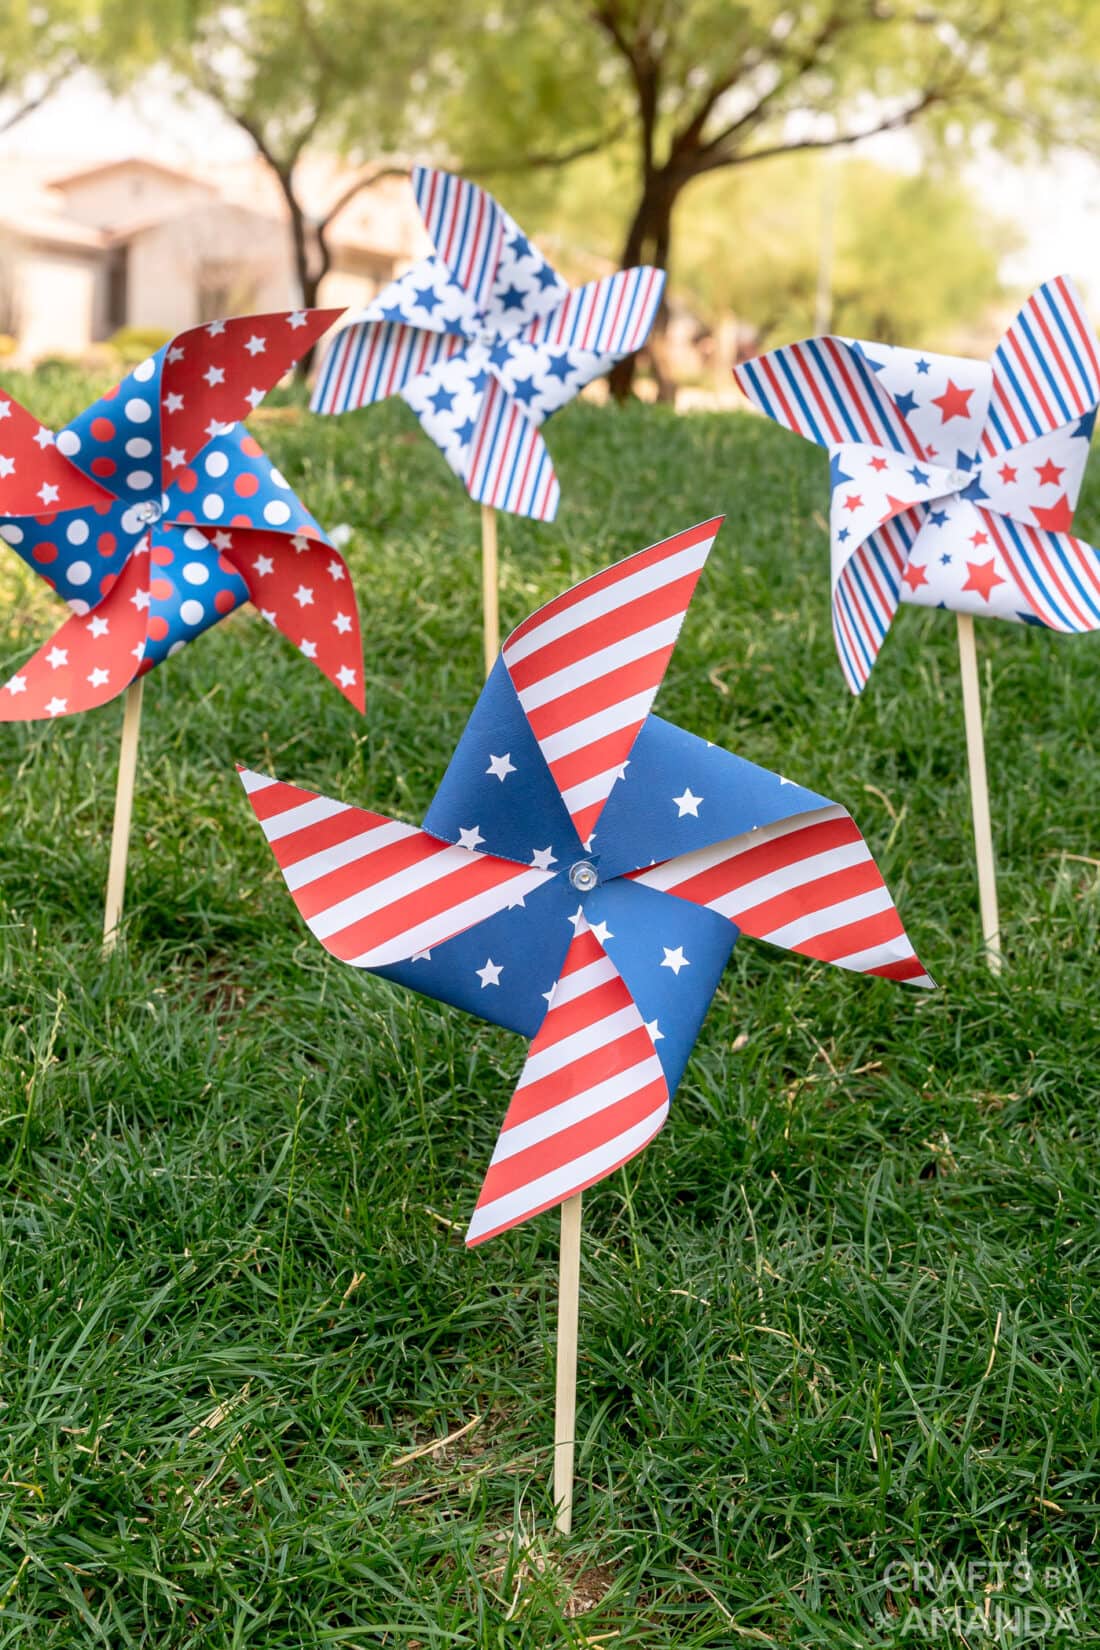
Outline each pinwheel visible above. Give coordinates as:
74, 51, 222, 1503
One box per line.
311, 165, 665, 672
0, 309, 365, 945
239, 517, 933, 1530
733, 276, 1100, 969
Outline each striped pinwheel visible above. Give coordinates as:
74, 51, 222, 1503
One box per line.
733, 276, 1100, 694
311, 167, 665, 523
0, 309, 364, 721
240, 518, 932, 1247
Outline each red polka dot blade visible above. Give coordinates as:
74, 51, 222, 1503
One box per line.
733, 275, 1100, 692
0, 310, 365, 718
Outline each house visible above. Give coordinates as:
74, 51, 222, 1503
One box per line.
0, 154, 426, 362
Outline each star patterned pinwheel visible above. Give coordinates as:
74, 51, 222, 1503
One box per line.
0, 310, 364, 720
733, 276, 1100, 692
240, 519, 932, 1247
310, 166, 665, 521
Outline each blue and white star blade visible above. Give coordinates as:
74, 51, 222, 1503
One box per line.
626, 781, 933, 989
972, 422, 1093, 526
493, 266, 666, 425
400, 348, 487, 488
984, 276, 1100, 456
412, 166, 505, 318
355, 253, 475, 337
239, 769, 557, 967
479, 207, 569, 336
594, 714, 832, 879
733, 337, 922, 455
584, 875, 737, 1095
464, 376, 560, 521
424, 654, 583, 868
310, 319, 466, 415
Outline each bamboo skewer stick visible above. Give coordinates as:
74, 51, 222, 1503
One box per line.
554, 1191, 583, 1535
481, 504, 499, 678
102, 678, 145, 953
955, 613, 1002, 973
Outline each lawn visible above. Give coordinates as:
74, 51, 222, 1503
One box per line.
0, 370, 1097, 1646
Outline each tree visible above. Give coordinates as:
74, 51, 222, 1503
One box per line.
0, 1, 88, 135
453, 0, 1100, 396
94, 0, 458, 334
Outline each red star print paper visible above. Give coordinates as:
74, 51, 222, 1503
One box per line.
734, 277, 1100, 692
0, 310, 365, 721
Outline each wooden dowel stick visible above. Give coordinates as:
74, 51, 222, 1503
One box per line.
955, 613, 1001, 973
102, 678, 144, 953
480, 503, 499, 679
554, 1191, 583, 1535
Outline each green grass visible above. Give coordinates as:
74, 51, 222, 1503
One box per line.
0, 371, 1098, 1646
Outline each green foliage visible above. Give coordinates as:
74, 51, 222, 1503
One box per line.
0, 370, 1098, 1642
678, 155, 1017, 349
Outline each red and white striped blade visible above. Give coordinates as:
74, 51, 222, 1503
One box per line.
464, 375, 560, 521
466, 923, 668, 1245
502, 518, 721, 849
631, 804, 933, 987
0, 543, 149, 721
239, 769, 555, 967
986, 275, 1100, 456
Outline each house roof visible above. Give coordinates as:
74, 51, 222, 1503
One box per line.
49, 156, 218, 194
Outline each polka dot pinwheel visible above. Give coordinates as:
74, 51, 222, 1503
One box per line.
0, 309, 364, 720
240, 518, 933, 1248
733, 276, 1100, 695
310, 166, 665, 522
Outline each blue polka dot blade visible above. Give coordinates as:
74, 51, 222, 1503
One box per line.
241, 519, 934, 1250
0, 310, 366, 723
311, 166, 666, 522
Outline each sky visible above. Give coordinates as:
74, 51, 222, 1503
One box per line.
6, 69, 1100, 309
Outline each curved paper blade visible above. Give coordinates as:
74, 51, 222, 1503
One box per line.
222, 528, 364, 709
0, 389, 114, 517
62, 309, 342, 495
985, 276, 1100, 456
632, 803, 933, 988
463, 375, 560, 521
0, 542, 149, 720
480, 205, 568, 336
465, 923, 668, 1246
583, 875, 738, 1097
501, 518, 721, 845
310, 318, 466, 414
974, 420, 1093, 526
847, 342, 991, 467
425, 654, 583, 866
163, 423, 330, 543
140, 523, 248, 669
733, 337, 924, 456
239, 770, 556, 967
520, 267, 665, 361
594, 713, 831, 880
1, 494, 147, 609
413, 167, 505, 318
979, 512, 1100, 633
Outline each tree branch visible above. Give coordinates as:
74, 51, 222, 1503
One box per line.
0, 56, 78, 135
709, 90, 942, 173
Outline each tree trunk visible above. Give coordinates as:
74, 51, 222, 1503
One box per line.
272, 166, 327, 378
607, 169, 679, 402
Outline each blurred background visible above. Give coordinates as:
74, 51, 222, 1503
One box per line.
2, 0, 1100, 400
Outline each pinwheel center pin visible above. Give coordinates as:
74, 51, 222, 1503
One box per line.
568, 859, 599, 893
135, 499, 164, 525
